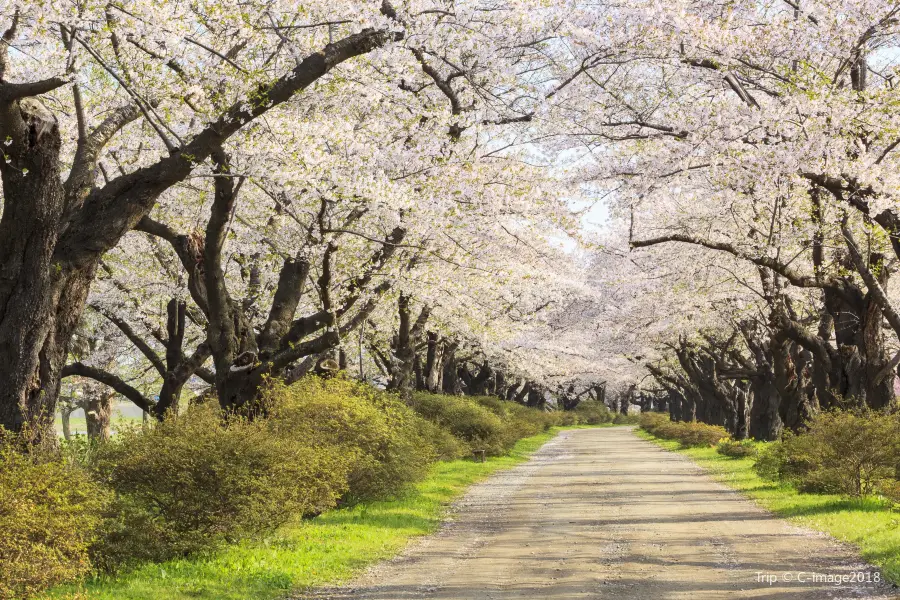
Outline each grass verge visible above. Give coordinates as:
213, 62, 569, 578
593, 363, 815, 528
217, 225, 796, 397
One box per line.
49, 427, 567, 600
636, 429, 900, 585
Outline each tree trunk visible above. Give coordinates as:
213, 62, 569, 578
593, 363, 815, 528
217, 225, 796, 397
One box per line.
85, 391, 113, 441
667, 390, 682, 421
748, 372, 782, 441
494, 371, 507, 400
441, 343, 462, 395
60, 406, 73, 441
386, 295, 421, 399
861, 290, 895, 409
514, 382, 531, 404
733, 381, 749, 440
468, 361, 493, 396
424, 332, 441, 392
0, 99, 95, 440
526, 386, 545, 409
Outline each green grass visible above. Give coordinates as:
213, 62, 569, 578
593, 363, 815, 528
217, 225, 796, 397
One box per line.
636, 429, 900, 585
50, 428, 566, 600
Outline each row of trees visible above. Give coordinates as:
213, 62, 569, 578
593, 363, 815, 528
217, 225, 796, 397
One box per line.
571, 0, 900, 438
6, 1, 900, 440
0, 0, 608, 438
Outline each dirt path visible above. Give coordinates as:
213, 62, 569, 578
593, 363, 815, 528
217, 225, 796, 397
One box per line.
300, 427, 897, 600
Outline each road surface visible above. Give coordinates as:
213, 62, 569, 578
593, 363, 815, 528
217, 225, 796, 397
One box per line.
300, 427, 897, 600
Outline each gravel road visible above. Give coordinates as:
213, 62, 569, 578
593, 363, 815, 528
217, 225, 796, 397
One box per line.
299, 427, 898, 600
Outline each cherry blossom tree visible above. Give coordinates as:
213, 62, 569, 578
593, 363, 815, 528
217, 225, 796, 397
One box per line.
0, 0, 574, 435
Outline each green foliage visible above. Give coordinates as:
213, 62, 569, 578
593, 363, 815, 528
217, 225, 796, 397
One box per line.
638, 411, 669, 432
266, 377, 438, 502
754, 410, 900, 497
876, 478, 900, 506
411, 393, 509, 456
554, 410, 581, 426
90, 403, 352, 568
612, 412, 640, 425
0, 432, 110, 599
716, 438, 759, 458
572, 401, 614, 425
415, 417, 470, 461
411, 393, 558, 456
471, 395, 556, 440
638, 412, 727, 447
49, 429, 561, 600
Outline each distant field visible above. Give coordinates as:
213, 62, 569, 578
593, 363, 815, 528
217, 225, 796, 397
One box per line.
55, 403, 145, 437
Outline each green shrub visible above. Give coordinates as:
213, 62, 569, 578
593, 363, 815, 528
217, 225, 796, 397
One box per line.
469, 395, 508, 416
716, 438, 759, 458
639, 412, 727, 447
554, 410, 580, 426
876, 479, 900, 506
416, 417, 470, 461
410, 394, 557, 456
613, 412, 640, 425
472, 396, 557, 445
267, 377, 437, 502
0, 433, 110, 599
638, 411, 670, 434
754, 410, 900, 497
90, 403, 352, 567
677, 422, 729, 447
411, 393, 511, 456
572, 401, 614, 425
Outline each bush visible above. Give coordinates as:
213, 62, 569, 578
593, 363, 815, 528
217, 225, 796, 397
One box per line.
638, 412, 670, 434
0, 433, 110, 599
716, 438, 758, 458
677, 422, 729, 447
471, 396, 556, 444
411, 393, 509, 456
572, 401, 614, 425
613, 412, 640, 425
416, 417, 470, 461
90, 403, 353, 567
555, 410, 581, 426
267, 377, 438, 502
411, 393, 553, 456
639, 412, 727, 447
876, 479, 900, 506
754, 410, 900, 497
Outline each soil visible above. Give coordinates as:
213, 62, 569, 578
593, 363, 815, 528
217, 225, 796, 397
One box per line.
298, 426, 898, 600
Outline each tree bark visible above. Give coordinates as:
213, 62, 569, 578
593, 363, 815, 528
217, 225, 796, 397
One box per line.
85, 390, 113, 441
60, 405, 73, 441
441, 342, 462, 395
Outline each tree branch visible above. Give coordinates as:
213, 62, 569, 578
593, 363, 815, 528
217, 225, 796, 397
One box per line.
258, 257, 312, 353
93, 307, 166, 377
55, 21, 403, 270
62, 362, 154, 413
840, 216, 900, 343
630, 233, 857, 299
0, 76, 71, 101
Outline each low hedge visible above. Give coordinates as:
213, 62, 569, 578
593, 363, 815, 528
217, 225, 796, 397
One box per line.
572, 401, 615, 425
638, 412, 727, 447
410, 393, 511, 456
716, 438, 759, 458
90, 402, 353, 568
267, 378, 439, 503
